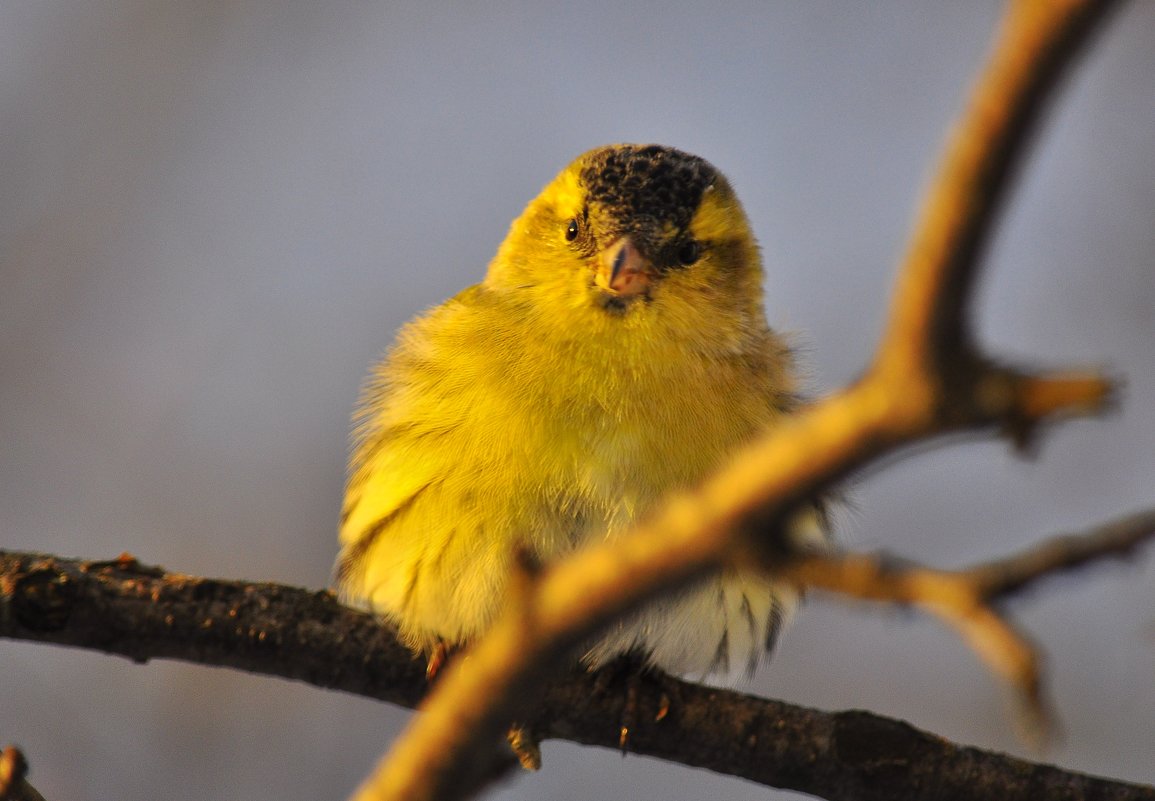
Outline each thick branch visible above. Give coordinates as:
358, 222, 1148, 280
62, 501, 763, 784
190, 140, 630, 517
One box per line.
4, 508, 1155, 800
541, 677, 1154, 801
0, 552, 428, 706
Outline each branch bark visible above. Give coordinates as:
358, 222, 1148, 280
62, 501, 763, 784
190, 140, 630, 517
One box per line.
4, 507, 1155, 800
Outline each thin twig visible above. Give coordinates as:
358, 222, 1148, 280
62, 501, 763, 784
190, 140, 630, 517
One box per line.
775, 508, 1155, 739
971, 508, 1155, 597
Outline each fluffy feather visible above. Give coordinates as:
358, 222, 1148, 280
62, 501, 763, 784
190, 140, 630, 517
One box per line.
336, 144, 823, 677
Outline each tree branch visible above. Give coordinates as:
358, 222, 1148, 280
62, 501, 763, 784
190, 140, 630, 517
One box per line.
4, 507, 1154, 799
0, 551, 427, 707
354, 2, 1125, 799
775, 508, 1155, 741
0, 747, 46, 801
881, 0, 1122, 367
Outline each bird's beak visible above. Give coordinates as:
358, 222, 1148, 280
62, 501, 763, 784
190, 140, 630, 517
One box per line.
595, 237, 654, 297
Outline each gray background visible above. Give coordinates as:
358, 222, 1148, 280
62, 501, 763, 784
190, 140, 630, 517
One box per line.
3, 2, 1153, 799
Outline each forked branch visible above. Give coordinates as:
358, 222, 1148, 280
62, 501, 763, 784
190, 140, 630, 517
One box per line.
350, 1, 1126, 800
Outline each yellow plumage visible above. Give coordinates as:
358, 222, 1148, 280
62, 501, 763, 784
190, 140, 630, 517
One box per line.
337, 144, 823, 677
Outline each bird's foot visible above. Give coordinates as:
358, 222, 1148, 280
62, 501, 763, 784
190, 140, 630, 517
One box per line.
590, 652, 679, 754
425, 641, 454, 682
506, 723, 542, 771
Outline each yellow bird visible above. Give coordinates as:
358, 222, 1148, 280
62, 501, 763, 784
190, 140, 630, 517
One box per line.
336, 144, 825, 678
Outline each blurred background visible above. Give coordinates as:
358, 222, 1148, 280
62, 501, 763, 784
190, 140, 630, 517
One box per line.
2, 2, 1153, 799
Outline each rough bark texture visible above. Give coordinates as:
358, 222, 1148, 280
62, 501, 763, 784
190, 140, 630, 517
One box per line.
3, 550, 1152, 801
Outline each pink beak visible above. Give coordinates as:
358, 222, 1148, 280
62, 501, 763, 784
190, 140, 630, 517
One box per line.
595, 237, 654, 297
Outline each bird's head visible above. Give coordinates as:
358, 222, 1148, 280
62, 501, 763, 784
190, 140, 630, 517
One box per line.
485, 144, 767, 352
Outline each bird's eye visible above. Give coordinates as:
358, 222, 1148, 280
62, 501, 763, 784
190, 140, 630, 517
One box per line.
565, 218, 579, 242
676, 240, 700, 266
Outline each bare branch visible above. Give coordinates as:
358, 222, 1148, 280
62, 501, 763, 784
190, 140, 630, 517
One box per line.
775, 508, 1155, 739
356, 2, 1124, 799
970, 508, 1155, 597
538, 675, 1155, 801
4, 507, 1154, 799
878, 0, 1122, 369
0, 747, 46, 801
0, 551, 428, 707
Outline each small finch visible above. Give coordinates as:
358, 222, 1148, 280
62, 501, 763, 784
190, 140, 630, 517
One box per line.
337, 144, 826, 678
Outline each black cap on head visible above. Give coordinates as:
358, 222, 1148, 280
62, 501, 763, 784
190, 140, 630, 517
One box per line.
579, 145, 717, 235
